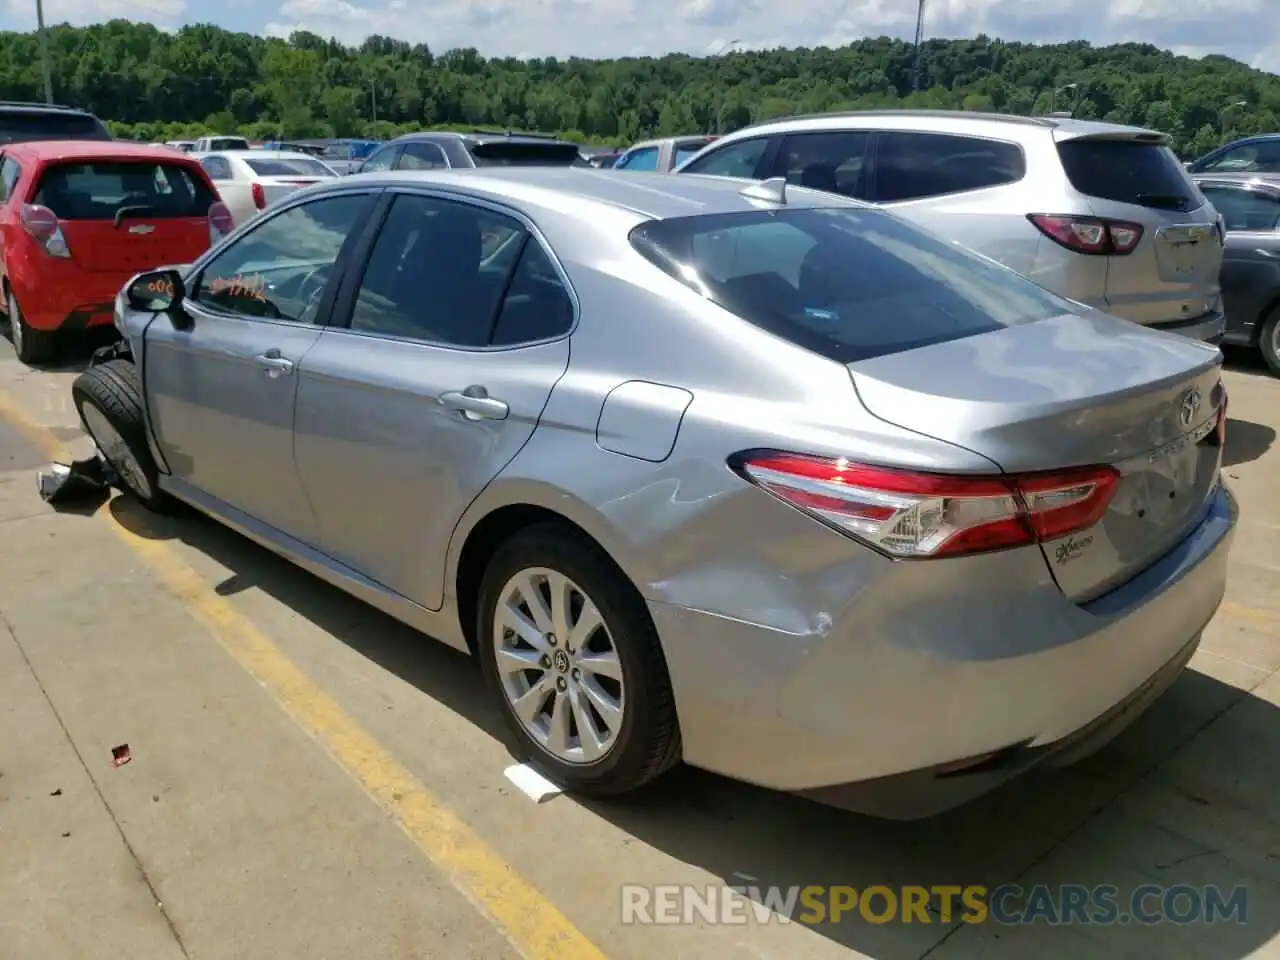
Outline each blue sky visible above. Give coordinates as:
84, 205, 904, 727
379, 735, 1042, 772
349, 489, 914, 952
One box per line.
3, 0, 1277, 74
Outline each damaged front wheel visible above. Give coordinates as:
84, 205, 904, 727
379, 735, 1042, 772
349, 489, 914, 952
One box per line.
71, 359, 171, 512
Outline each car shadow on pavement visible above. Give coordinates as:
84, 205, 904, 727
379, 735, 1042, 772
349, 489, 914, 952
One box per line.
106, 495, 1280, 960
1224, 419, 1275, 467
1222, 346, 1277, 382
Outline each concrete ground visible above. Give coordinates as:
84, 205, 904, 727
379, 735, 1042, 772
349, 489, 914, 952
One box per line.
0, 330, 1277, 960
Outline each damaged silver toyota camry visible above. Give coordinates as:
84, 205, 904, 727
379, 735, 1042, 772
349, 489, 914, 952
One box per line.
71, 167, 1235, 819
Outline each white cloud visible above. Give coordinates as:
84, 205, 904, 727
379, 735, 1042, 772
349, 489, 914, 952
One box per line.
252, 0, 1280, 71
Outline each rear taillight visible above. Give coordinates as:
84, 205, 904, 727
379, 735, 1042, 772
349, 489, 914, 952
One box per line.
251, 182, 266, 209
733, 452, 1120, 559
1216, 392, 1228, 447
208, 201, 234, 244
1028, 214, 1144, 255
20, 203, 70, 258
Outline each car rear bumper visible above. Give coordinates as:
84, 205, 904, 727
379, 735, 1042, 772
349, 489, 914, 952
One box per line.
15, 270, 131, 333
650, 482, 1234, 818
1147, 308, 1226, 344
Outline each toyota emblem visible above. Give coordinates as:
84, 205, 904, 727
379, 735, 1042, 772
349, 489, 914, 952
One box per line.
1179, 388, 1201, 427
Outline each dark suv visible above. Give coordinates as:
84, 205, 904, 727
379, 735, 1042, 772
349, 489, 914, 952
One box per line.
0, 101, 111, 145
354, 130, 587, 173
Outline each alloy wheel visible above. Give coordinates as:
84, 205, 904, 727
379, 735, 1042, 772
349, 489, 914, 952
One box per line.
493, 567, 625, 764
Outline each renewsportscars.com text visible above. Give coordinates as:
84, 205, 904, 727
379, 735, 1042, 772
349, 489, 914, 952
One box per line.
620, 883, 1249, 926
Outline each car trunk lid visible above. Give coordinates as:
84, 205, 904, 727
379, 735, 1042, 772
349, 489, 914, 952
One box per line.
32, 157, 215, 273
1054, 131, 1224, 326
848, 312, 1226, 602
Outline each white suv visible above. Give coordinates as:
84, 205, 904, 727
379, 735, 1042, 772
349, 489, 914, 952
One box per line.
674, 110, 1226, 341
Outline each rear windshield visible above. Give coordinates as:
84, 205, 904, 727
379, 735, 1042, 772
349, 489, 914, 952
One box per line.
0, 111, 110, 144
468, 141, 584, 167
34, 161, 216, 221
1057, 139, 1200, 211
630, 207, 1073, 363
245, 157, 333, 177
208, 137, 249, 150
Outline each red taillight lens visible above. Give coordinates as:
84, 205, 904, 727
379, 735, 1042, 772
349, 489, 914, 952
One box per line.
734, 452, 1121, 559
251, 182, 266, 209
20, 203, 70, 258
208, 201, 234, 239
1028, 214, 1144, 255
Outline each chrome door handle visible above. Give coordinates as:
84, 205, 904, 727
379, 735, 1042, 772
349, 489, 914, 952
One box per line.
440, 387, 508, 421
253, 352, 294, 377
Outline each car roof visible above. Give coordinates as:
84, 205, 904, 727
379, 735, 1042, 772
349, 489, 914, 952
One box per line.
628, 135, 716, 150
0, 101, 95, 116
714, 108, 1160, 143
327, 166, 869, 223
4, 140, 198, 162
394, 130, 579, 148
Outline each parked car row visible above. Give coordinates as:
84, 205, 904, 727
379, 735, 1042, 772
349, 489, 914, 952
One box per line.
59, 163, 1233, 821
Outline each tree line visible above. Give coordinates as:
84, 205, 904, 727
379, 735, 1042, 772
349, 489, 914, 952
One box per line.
1, 20, 1278, 157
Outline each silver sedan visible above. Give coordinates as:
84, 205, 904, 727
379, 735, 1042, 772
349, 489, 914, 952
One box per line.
71, 167, 1235, 819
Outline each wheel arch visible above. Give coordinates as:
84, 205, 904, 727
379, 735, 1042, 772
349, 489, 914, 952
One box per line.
448, 481, 652, 655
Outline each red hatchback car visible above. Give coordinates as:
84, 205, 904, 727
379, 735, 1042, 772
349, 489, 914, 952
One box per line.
0, 140, 232, 364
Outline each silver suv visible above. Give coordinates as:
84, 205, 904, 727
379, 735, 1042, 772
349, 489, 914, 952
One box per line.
674, 110, 1226, 341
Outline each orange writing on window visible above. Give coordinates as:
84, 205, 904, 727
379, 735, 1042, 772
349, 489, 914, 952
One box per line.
209, 273, 268, 302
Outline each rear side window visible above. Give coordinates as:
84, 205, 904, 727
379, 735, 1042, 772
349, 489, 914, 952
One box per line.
468, 141, 581, 167
617, 147, 659, 171
776, 132, 870, 199
678, 137, 769, 177
1197, 141, 1280, 174
0, 111, 109, 144
872, 132, 1026, 203
34, 161, 216, 220
1199, 185, 1280, 231
0, 156, 21, 200
245, 157, 333, 177
674, 142, 712, 167
1057, 139, 1198, 211
630, 208, 1072, 363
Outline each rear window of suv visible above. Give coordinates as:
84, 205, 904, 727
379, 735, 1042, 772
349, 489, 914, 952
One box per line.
1057, 138, 1199, 211
630, 207, 1073, 363
34, 160, 216, 220
468, 140, 585, 167
0, 111, 110, 144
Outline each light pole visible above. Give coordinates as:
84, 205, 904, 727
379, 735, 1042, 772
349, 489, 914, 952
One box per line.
1050, 82, 1078, 115
712, 39, 740, 134
35, 0, 53, 104
1219, 100, 1247, 137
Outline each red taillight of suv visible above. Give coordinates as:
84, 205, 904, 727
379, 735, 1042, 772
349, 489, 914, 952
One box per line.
251, 182, 267, 210
20, 203, 71, 258
1027, 214, 1144, 255
732, 452, 1121, 559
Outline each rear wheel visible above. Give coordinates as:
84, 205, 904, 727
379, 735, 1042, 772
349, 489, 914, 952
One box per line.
1259, 307, 1280, 376
477, 523, 681, 796
71, 359, 171, 511
6, 289, 58, 366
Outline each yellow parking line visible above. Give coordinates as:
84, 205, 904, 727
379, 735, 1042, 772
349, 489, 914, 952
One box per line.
0, 387, 608, 960
1219, 600, 1280, 625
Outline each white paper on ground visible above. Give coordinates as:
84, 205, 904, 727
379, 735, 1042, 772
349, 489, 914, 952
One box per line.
503, 763, 563, 803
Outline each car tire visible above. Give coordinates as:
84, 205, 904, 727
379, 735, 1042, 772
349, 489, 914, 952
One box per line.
6, 289, 58, 366
1259, 307, 1280, 376
477, 522, 682, 796
71, 359, 171, 512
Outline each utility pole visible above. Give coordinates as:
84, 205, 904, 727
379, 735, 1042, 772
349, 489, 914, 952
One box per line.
911, 0, 927, 92
35, 0, 53, 104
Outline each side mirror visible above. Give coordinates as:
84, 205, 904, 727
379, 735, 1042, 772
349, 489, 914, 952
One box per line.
125, 269, 185, 313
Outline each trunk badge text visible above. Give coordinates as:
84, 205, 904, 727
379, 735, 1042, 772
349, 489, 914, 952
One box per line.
127, 224, 155, 235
